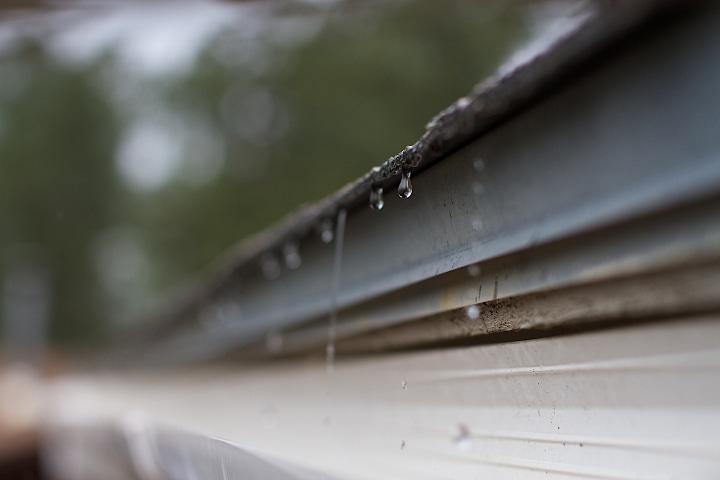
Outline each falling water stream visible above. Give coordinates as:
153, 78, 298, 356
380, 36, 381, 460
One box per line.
326, 208, 347, 371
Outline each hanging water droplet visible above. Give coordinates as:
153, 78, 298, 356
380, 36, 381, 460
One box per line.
400, 440, 406, 450
261, 254, 281, 280
467, 264, 481, 278
319, 218, 334, 243
473, 158, 485, 172
465, 305, 481, 320
398, 168, 412, 199
283, 242, 301, 270
401, 380, 408, 390
454, 424, 472, 451
370, 185, 384, 211
265, 331, 284, 354
198, 301, 241, 330
471, 182, 485, 195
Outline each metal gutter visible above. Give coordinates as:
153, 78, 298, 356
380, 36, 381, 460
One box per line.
118, 0, 719, 364
44, 5, 720, 476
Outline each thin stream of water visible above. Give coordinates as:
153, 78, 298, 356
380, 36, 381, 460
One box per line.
326, 208, 347, 371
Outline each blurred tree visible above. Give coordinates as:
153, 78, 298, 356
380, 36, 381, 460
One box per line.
0, 1, 526, 346
0, 40, 120, 346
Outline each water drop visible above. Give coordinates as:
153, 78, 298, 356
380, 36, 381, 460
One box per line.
261, 255, 281, 280
408, 150, 422, 168
398, 168, 412, 199
319, 218, 334, 243
467, 264, 481, 278
265, 331, 284, 354
456, 96, 472, 109
472, 218, 484, 231
465, 305, 480, 320
401, 380, 408, 390
283, 242, 301, 270
473, 158, 485, 172
471, 182, 485, 195
198, 301, 241, 330
198, 305, 221, 330
369, 185, 384, 211
454, 424, 472, 451
325, 343, 335, 371
400, 440, 406, 450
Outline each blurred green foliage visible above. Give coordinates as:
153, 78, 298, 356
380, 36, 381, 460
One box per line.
0, 1, 526, 346
0, 40, 121, 343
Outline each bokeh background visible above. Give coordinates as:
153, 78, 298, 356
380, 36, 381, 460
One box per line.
0, 0, 539, 352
